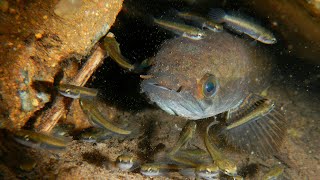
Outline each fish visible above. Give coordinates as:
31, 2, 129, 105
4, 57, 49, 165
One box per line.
195, 164, 220, 180
13, 129, 68, 150
115, 154, 139, 171
204, 122, 237, 176
141, 31, 286, 156
169, 121, 197, 155
140, 163, 181, 177
208, 8, 276, 44
169, 149, 212, 167
153, 18, 206, 40
261, 164, 285, 180
177, 11, 223, 32
79, 98, 132, 135
178, 164, 219, 179
58, 84, 98, 99
76, 127, 114, 142
104, 33, 135, 71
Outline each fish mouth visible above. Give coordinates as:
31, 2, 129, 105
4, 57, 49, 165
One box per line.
141, 79, 209, 120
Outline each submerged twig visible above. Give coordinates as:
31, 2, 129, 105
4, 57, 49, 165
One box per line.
36, 46, 106, 133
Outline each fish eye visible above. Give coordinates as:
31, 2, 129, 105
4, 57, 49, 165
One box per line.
198, 73, 219, 98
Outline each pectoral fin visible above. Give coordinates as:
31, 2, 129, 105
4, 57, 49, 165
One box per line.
220, 94, 287, 157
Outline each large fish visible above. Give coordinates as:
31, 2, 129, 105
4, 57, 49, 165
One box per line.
141, 31, 286, 156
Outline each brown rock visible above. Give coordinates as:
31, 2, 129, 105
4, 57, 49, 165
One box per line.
0, 0, 123, 130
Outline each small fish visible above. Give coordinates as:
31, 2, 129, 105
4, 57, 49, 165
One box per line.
177, 11, 223, 32
169, 121, 197, 155
13, 129, 68, 150
153, 18, 206, 40
221, 94, 286, 156
262, 165, 285, 180
140, 163, 180, 177
169, 148, 211, 167
204, 122, 237, 176
104, 32, 135, 71
208, 8, 276, 44
115, 154, 139, 171
76, 127, 114, 142
195, 164, 220, 180
58, 84, 98, 99
79, 98, 132, 135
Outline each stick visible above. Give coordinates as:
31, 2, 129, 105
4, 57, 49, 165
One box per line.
36, 46, 106, 133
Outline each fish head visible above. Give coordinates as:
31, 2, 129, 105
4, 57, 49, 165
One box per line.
258, 34, 277, 44
184, 31, 206, 40
141, 32, 270, 120
216, 159, 237, 176
141, 72, 232, 119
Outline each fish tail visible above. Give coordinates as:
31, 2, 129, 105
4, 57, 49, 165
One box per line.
208, 8, 226, 23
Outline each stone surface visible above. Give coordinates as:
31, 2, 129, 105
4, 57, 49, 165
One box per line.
0, 0, 123, 129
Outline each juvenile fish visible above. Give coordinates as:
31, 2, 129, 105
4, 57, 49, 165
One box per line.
79, 98, 132, 135
115, 154, 139, 171
208, 8, 276, 44
104, 33, 135, 71
195, 164, 220, 179
153, 18, 206, 40
262, 165, 285, 180
58, 84, 98, 99
13, 129, 68, 150
226, 99, 275, 130
177, 11, 223, 32
76, 128, 114, 142
204, 122, 237, 176
169, 121, 197, 155
140, 163, 181, 177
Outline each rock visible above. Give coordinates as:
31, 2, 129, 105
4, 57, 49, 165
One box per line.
0, 0, 123, 129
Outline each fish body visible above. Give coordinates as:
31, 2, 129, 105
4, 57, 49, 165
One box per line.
141, 31, 285, 156
140, 163, 181, 177
169, 121, 197, 155
104, 33, 135, 71
58, 84, 98, 99
204, 122, 237, 176
77, 128, 114, 142
177, 11, 223, 32
79, 98, 132, 135
13, 129, 68, 150
208, 9, 276, 44
153, 18, 206, 40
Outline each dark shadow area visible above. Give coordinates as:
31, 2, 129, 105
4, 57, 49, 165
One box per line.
82, 150, 111, 168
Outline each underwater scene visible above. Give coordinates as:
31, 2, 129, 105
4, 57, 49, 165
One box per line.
0, 0, 319, 179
